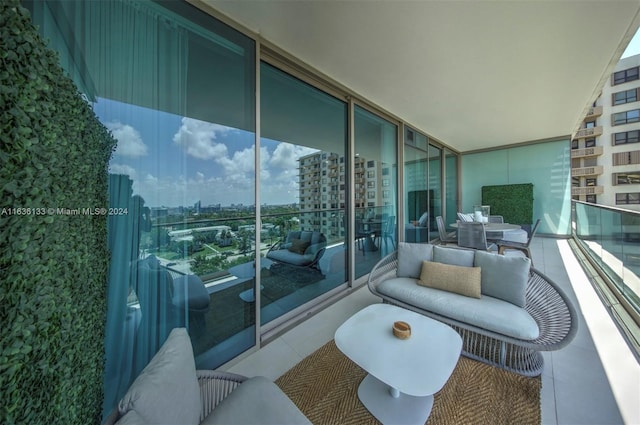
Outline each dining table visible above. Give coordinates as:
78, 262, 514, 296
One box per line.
449, 222, 527, 243
449, 222, 521, 232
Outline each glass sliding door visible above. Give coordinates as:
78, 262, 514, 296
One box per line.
428, 144, 443, 239
260, 62, 348, 325
404, 128, 431, 243
445, 149, 459, 229
25, 0, 257, 416
354, 106, 398, 278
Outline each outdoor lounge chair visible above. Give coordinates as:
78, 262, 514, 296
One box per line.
266, 230, 327, 270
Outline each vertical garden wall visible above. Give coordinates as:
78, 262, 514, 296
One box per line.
0, 1, 115, 423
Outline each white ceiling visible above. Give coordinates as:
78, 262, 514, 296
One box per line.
200, 0, 640, 153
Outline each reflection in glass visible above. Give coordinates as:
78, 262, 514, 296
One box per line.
405, 129, 430, 243
260, 63, 348, 324
25, 0, 258, 415
354, 106, 398, 278
445, 149, 459, 229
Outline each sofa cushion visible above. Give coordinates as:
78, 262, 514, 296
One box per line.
118, 328, 200, 425
267, 249, 314, 267
201, 376, 311, 425
377, 277, 539, 340
418, 261, 481, 299
288, 238, 310, 255
474, 250, 531, 307
397, 242, 434, 278
433, 245, 475, 267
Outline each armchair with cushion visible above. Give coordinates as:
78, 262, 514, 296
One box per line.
106, 328, 310, 425
266, 230, 327, 270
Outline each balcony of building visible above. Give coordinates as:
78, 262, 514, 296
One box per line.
572, 186, 605, 196
575, 126, 604, 139
222, 235, 640, 425
572, 165, 605, 177
584, 105, 604, 120
572, 145, 605, 158
10, 0, 640, 423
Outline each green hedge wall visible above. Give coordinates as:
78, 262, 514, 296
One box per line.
0, 1, 116, 423
481, 183, 534, 225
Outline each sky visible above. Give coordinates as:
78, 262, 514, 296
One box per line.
622, 29, 640, 58
96, 98, 317, 208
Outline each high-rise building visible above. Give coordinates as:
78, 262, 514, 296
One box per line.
298, 151, 388, 238
572, 54, 640, 210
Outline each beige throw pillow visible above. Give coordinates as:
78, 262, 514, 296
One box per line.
418, 261, 482, 299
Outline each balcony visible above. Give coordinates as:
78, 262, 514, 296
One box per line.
571, 145, 604, 158
574, 126, 603, 139
222, 236, 640, 424
584, 105, 604, 120
572, 165, 604, 177
572, 185, 605, 196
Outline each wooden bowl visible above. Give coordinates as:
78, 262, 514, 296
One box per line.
392, 321, 411, 339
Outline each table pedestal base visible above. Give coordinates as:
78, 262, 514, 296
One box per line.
358, 374, 434, 425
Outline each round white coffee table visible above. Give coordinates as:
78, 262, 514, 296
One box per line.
335, 303, 462, 424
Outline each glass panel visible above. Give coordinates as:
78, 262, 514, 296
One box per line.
445, 149, 459, 230
260, 63, 347, 324
461, 140, 571, 235
573, 202, 640, 315
404, 130, 430, 243
429, 144, 442, 239
354, 106, 398, 278
26, 0, 257, 416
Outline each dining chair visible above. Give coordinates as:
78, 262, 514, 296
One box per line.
486, 215, 505, 241
457, 222, 497, 251
375, 216, 396, 251
436, 216, 457, 245
488, 215, 504, 223
497, 218, 541, 264
457, 212, 474, 222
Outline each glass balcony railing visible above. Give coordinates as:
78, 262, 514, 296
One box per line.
572, 200, 640, 320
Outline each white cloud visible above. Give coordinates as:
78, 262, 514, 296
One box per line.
109, 163, 137, 179
106, 121, 148, 157
270, 144, 317, 169
145, 174, 158, 184
173, 117, 230, 160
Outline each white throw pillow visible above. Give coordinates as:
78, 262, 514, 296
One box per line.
417, 212, 429, 227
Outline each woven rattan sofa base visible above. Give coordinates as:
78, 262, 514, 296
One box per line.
367, 251, 578, 377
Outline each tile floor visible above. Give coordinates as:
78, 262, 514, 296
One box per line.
223, 237, 640, 425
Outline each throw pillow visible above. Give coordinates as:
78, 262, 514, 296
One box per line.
118, 328, 201, 425
417, 261, 482, 298
288, 238, 310, 255
397, 242, 434, 278
474, 250, 531, 307
417, 212, 429, 227
433, 245, 475, 267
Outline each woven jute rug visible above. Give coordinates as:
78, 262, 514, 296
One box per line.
275, 340, 541, 425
